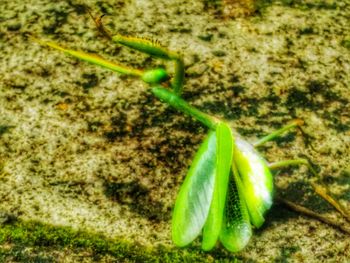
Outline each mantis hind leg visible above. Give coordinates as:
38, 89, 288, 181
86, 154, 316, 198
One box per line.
256, 122, 350, 225
253, 119, 304, 147
268, 159, 350, 224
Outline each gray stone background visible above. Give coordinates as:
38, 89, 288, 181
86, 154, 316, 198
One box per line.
0, 0, 349, 261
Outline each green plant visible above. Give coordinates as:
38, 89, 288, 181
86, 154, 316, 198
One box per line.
34, 17, 347, 252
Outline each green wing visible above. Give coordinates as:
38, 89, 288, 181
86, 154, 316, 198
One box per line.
172, 130, 217, 247
220, 163, 252, 252
234, 137, 274, 228
202, 122, 234, 251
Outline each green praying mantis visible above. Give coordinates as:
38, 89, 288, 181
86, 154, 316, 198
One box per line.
33, 16, 348, 252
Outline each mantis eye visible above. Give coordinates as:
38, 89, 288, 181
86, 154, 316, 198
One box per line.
142, 68, 169, 84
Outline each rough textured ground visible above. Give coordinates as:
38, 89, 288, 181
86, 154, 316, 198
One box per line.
0, 0, 350, 262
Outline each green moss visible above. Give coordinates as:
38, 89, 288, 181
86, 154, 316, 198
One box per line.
0, 245, 55, 263
0, 220, 237, 262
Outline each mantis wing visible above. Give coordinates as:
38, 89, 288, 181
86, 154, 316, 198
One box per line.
219, 164, 252, 252
202, 122, 234, 251
234, 137, 274, 228
172, 130, 217, 247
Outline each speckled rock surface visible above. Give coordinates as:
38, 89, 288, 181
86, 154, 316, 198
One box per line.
0, 0, 350, 261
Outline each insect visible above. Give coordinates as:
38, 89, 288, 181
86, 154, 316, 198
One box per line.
34, 17, 348, 252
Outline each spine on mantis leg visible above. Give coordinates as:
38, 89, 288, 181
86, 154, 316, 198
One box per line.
112, 34, 179, 60
151, 86, 219, 130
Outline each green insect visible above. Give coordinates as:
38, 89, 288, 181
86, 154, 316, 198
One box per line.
34, 20, 339, 252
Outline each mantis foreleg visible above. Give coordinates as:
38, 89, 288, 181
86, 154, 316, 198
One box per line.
35, 39, 143, 77
112, 35, 185, 94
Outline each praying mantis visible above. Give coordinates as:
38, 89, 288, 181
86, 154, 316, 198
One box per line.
34, 15, 349, 253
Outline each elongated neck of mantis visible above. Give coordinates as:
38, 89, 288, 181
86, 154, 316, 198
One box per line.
151, 86, 219, 130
